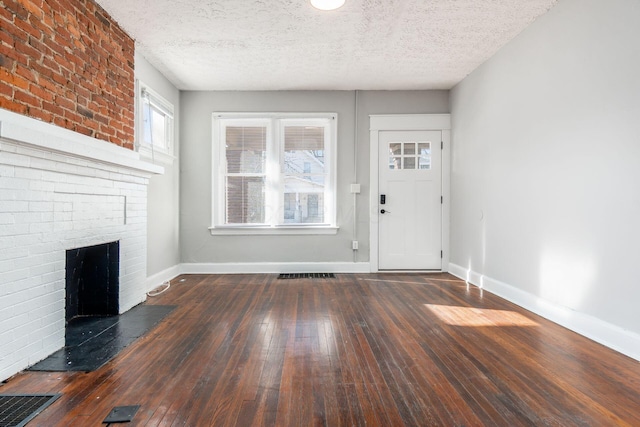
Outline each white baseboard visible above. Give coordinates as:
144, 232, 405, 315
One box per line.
448, 263, 640, 362
145, 265, 181, 292
180, 262, 371, 275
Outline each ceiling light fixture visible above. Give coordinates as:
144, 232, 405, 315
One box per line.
310, 0, 345, 11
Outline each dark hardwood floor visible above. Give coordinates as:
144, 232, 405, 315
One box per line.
2, 273, 639, 426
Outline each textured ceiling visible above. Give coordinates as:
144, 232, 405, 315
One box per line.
95, 0, 558, 91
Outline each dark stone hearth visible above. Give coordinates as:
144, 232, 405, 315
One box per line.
29, 305, 175, 372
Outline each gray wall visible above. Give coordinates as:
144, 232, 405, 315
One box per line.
135, 51, 181, 277
180, 90, 448, 264
450, 0, 640, 334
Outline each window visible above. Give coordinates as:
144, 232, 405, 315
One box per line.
211, 113, 337, 235
388, 141, 431, 170
136, 80, 174, 163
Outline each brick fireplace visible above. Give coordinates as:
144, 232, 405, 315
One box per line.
0, 109, 162, 381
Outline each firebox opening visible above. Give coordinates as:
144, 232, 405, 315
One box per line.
65, 241, 120, 322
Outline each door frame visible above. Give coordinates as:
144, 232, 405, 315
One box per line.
369, 114, 451, 273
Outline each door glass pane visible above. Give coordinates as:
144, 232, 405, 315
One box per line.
389, 157, 401, 170
404, 157, 416, 169
389, 142, 403, 169
225, 126, 267, 173
226, 176, 265, 224
418, 142, 431, 170
404, 142, 416, 155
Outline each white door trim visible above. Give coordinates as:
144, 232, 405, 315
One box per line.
369, 114, 451, 273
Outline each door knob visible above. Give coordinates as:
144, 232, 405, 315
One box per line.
380, 209, 390, 214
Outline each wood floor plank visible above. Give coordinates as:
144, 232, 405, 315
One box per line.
1, 272, 639, 426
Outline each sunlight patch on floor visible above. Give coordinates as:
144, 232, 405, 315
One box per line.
424, 304, 539, 327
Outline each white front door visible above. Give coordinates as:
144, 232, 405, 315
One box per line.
378, 130, 442, 270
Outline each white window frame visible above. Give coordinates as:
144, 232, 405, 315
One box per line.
135, 80, 175, 164
210, 112, 338, 235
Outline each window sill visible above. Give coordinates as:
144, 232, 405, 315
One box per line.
209, 225, 339, 236
138, 145, 175, 165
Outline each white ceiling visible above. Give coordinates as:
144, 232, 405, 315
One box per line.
96, 0, 558, 91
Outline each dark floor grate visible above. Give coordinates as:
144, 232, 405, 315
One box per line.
0, 394, 60, 427
103, 405, 140, 423
278, 273, 335, 279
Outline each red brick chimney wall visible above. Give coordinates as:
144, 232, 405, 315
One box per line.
0, 0, 135, 149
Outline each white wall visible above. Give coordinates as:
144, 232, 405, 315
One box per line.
135, 52, 181, 282
450, 0, 640, 357
179, 90, 448, 267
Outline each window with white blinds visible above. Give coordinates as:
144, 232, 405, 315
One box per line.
211, 113, 337, 234
224, 122, 268, 224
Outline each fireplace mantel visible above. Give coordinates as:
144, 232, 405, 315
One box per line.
0, 109, 163, 176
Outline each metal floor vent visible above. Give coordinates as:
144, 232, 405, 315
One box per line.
278, 273, 336, 279
0, 394, 60, 427
103, 405, 140, 423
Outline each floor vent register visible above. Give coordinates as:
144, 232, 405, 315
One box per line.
278, 273, 336, 279
0, 394, 60, 427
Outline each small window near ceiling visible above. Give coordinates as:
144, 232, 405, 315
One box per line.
136, 80, 175, 164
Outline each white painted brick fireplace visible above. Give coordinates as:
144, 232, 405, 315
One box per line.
0, 109, 162, 382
